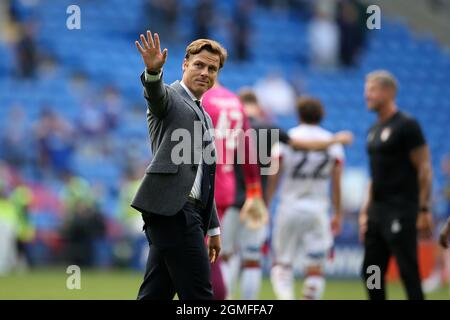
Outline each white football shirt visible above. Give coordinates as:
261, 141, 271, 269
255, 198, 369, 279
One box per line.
272, 124, 344, 208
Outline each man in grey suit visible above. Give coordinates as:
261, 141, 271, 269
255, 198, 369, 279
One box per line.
132, 31, 226, 300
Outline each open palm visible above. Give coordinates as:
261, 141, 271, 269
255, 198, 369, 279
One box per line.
135, 30, 168, 72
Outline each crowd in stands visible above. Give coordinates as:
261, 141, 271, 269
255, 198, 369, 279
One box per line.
0, 0, 448, 274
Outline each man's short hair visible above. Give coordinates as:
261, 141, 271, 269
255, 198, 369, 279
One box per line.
185, 39, 228, 69
238, 88, 259, 105
366, 70, 398, 94
297, 96, 324, 124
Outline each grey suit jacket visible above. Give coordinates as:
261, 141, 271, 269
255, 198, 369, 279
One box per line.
131, 72, 219, 234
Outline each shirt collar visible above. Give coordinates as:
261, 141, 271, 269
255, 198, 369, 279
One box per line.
180, 81, 199, 103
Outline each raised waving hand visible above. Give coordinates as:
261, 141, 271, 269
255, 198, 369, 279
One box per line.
135, 30, 168, 72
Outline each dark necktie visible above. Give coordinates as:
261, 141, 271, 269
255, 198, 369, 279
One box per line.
195, 100, 210, 131
195, 99, 212, 207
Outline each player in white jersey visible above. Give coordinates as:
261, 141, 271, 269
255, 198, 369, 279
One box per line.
267, 96, 346, 300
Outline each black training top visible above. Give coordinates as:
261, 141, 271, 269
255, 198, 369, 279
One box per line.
233, 117, 290, 208
367, 111, 426, 214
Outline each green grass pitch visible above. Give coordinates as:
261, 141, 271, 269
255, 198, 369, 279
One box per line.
0, 268, 448, 300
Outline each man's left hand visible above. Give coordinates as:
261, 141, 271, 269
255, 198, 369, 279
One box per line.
208, 235, 221, 263
417, 211, 433, 239
331, 213, 343, 237
439, 219, 450, 248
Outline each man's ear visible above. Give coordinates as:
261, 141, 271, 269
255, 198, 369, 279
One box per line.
389, 87, 397, 100
182, 58, 188, 72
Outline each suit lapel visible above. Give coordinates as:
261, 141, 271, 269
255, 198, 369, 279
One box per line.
172, 81, 205, 123
171, 80, 213, 142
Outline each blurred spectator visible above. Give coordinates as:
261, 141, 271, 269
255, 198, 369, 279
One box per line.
76, 86, 123, 135
0, 180, 19, 275
119, 166, 144, 237
116, 102, 153, 170
194, 0, 213, 40
14, 22, 38, 78
10, 183, 35, 269
33, 108, 75, 178
61, 201, 106, 267
1, 104, 29, 169
78, 98, 108, 138
307, 3, 340, 69
60, 170, 92, 215
336, 0, 366, 67
230, 0, 253, 61
117, 164, 147, 269
144, 0, 179, 43
59, 171, 105, 267
101, 86, 123, 132
253, 71, 297, 116
77, 89, 120, 157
